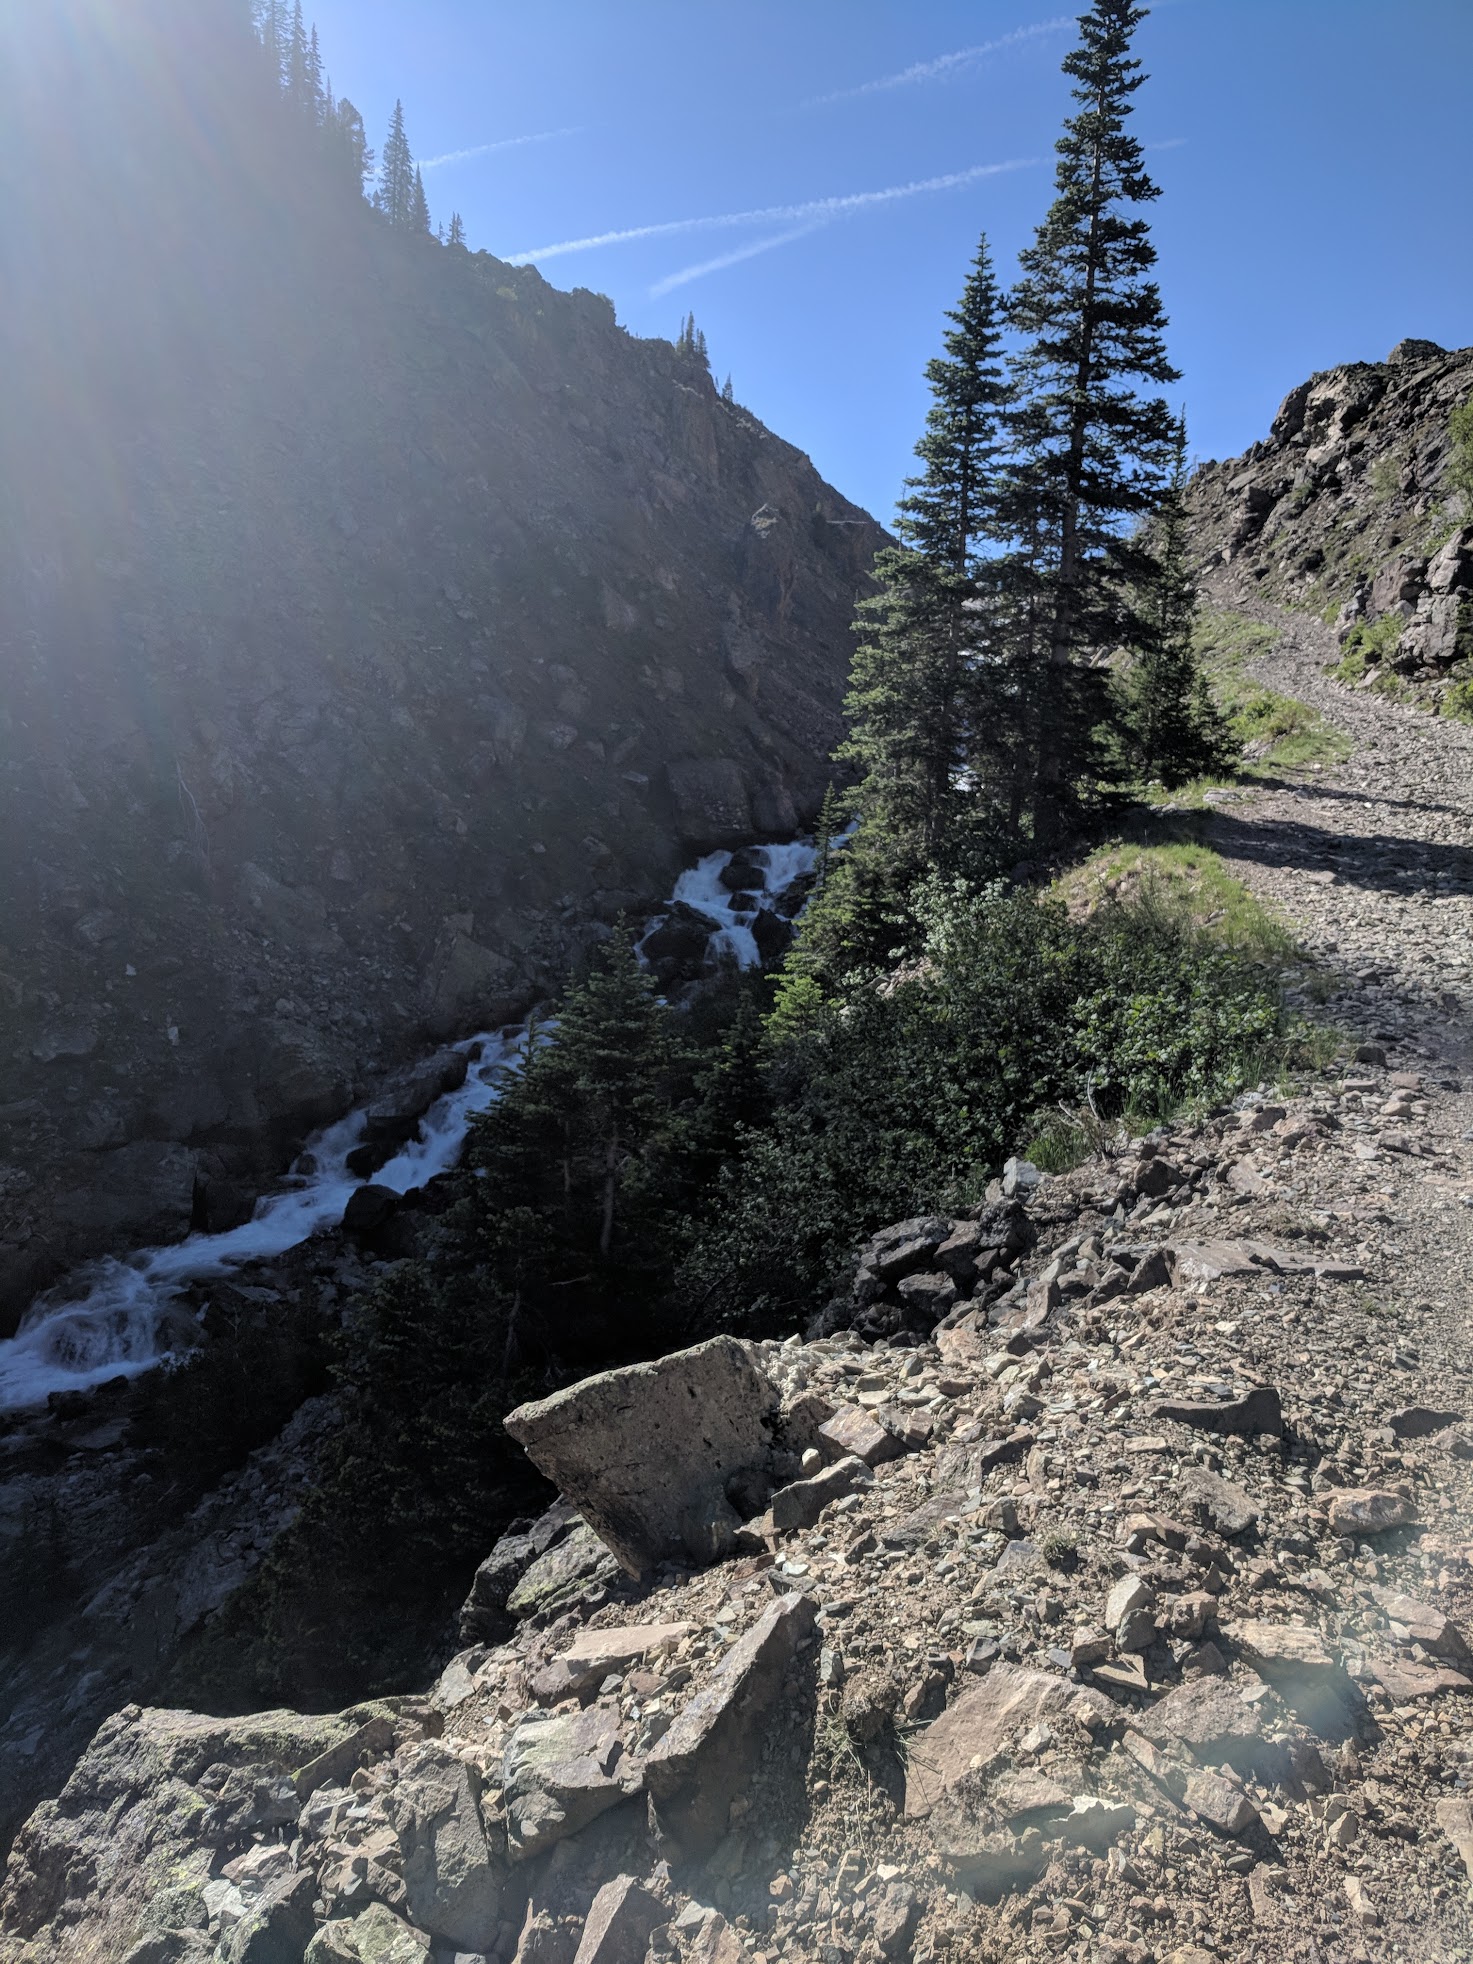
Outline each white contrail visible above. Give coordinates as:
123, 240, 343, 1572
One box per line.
809, 18, 1072, 106
420, 127, 580, 171
649, 224, 825, 299
510, 157, 1036, 265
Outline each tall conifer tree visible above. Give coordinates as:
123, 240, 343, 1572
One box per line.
376, 101, 415, 228
841, 235, 1010, 865
410, 165, 433, 236
997, 0, 1179, 846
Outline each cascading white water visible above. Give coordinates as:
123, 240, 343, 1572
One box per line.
0, 837, 818, 1413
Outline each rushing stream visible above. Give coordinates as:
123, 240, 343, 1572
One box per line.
0, 840, 817, 1413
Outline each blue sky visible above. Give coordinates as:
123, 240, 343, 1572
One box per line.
302, 0, 1472, 525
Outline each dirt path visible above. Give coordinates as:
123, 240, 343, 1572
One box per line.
1203, 592, 1473, 1054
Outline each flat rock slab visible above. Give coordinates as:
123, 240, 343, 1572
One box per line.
1437, 1796, 1473, 1879
1327, 1488, 1415, 1536
904, 1667, 1112, 1820
1167, 1239, 1313, 1285
533, 1621, 693, 1703
1151, 1384, 1283, 1438
381, 1745, 506, 1950
1226, 1620, 1342, 1678
1140, 1681, 1281, 1780
505, 1337, 779, 1575
1368, 1658, 1473, 1702
645, 1591, 815, 1859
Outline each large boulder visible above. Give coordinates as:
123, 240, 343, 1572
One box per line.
504, 1338, 780, 1575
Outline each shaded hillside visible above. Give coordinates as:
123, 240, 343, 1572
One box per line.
1185, 337, 1473, 708
0, 0, 883, 1323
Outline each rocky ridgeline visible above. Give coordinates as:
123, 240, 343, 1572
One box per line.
9, 1054, 1473, 1964
1186, 338, 1473, 708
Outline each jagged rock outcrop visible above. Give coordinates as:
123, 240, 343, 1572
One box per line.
1185, 338, 1473, 707
0, 4, 884, 1325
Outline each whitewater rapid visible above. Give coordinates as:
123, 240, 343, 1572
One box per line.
0, 838, 817, 1413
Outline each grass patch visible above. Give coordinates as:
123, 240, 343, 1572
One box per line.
1190, 609, 1351, 774
1332, 613, 1402, 685
1056, 840, 1298, 963
1441, 678, 1473, 724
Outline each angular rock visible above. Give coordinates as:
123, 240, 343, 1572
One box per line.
224, 1871, 316, 1964
1326, 1488, 1414, 1537
532, 1622, 693, 1703
1227, 1620, 1343, 1678
1179, 1466, 1261, 1539
1105, 1575, 1157, 1648
341, 1185, 402, 1236
1183, 1768, 1258, 1838
1152, 1383, 1283, 1438
768, 1455, 874, 1533
504, 1337, 779, 1575
1437, 1796, 1473, 1880
645, 1592, 816, 1859
817, 1405, 907, 1468
903, 1667, 1111, 1819
380, 1747, 504, 1948
304, 1906, 430, 1964
873, 1234, 944, 1284
505, 1524, 621, 1623
503, 1708, 630, 1860
572, 1875, 665, 1964
1388, 1404, 1462, 1440
1371, 1587, 1471, 1662
458, 1503, 580, 1644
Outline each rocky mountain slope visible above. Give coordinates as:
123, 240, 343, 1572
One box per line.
8, 630, 1473, 1964
0, 4, 883, 1326
1186, 338, 1472, 710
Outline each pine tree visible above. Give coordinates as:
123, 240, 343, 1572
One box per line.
447, 211, 467, 249
284, 1, 309, 110
1126, 414, 1232, 786
997, 0, 1180, 847
721, 374, 734, 403
305, 26, 325, 124
410, 165, 432, 235
839, 235, 1011, 866
331, 98, 373, 196
376, 100, 415, 228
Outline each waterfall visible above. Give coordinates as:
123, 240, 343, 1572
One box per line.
0, 837, 819, 1412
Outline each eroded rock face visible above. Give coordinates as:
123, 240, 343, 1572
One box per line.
0, 8, 886, 1324
1184, 337, 1473, 711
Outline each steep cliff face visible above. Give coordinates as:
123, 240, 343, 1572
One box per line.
0, 3, 883, 1325
1185, 337, 1473, 696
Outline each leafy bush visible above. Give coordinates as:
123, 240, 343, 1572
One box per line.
1333, 613, 1402, 683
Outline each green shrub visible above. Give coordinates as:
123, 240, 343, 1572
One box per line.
1333, 613, 1402, 683
1449, 400, 1473, 514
